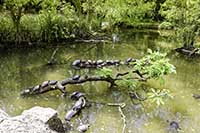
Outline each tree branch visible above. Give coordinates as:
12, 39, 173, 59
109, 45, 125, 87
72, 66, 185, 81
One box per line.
20, 73, 146, 96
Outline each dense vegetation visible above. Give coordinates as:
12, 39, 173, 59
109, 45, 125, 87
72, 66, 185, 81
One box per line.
0, 0, 199, 48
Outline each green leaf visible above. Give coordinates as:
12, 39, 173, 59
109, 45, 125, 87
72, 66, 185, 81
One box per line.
96, 68, 113, 78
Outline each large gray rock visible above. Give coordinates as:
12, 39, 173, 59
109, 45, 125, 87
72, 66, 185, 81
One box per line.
0, 109, 9, 123
0, 106, 64, 133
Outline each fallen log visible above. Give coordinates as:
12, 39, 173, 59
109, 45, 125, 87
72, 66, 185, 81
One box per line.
21, 71, 147, 96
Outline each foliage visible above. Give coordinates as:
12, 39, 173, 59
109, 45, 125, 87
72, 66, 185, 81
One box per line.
3, 0, 30, 32
160, 0, 200, 47
0, 0, 165, 43
95, 50, 175, 106
0, 13, 15, 42
133, 49, 176, 79
119, 78, 137, 91
38, 1, 76, 42
96, 68, 113, 78
147, 88, 173, 106
88, 0, 156, 28
2, 0, 199, 45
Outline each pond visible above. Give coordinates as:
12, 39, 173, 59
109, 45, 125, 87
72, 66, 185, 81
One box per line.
0, 30, 200, 133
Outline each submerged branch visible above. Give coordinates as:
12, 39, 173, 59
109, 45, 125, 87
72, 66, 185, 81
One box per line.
47, 47, 59, 65
118, 106, 126, 133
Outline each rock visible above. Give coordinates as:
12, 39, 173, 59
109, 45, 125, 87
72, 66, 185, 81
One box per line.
0, 109, 9, 123
0, 106, 64, 133
77, 124, 90, 132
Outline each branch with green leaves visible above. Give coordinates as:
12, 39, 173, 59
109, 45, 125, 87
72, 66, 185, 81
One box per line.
21, 50, 176, 104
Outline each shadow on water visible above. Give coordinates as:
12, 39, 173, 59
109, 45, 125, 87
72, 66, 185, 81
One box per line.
0, 30, 200, 132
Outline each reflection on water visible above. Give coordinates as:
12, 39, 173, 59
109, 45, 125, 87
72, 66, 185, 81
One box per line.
0, 30, 200, 132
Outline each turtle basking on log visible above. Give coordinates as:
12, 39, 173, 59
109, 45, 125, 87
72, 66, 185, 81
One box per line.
71, 58, 136, 68
49, 80, 57, 85
72, 75, 81, 80
41, 81, 49, 88
72, 60, 81, 66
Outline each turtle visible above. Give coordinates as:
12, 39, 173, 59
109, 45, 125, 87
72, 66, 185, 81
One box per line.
32, 85, 40, 92
70, 91, 85, 100
23, 89, 30, 94
81, 60, 86, 63
72, 60, 81, 66
193, 94, 200, 99
97, 60, 104, 65
87, 60, 92, 65
65, 109, 77, 121
72, 75, 80, 80
84, 75, 88, 79
85, 62, 90, 66
72, 97, 86, 111
169, 121, 180, 130
49, 80, 57, 85
92, 60, 97, 65
41, 81, 49, 88
114, 60, 120, 65
106, 60, 113, 65
126, 58, 132, 63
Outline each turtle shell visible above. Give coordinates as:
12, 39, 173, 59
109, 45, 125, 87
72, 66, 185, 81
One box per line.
126, 58, 132, 63
72, 60, 81, 66
65, 109, 77, 121
72, 75, 80, 80
49, 80, 57, 85
33, 85, 40, 92
97, 60, 104, 65
170, 121, 180, 130
70, 91, 85, 100
41, 81, 49, 88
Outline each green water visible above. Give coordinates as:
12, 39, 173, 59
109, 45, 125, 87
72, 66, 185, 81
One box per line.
0, 30, 200, 133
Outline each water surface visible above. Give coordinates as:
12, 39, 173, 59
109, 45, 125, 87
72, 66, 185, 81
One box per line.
0, 30, 200, 133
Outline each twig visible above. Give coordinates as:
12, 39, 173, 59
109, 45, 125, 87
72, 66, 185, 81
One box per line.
47, 47, 59, 65
118, 106, 126, 133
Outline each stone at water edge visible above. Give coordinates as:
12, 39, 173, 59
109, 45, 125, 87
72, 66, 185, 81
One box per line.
0, 106, 64, 133
77, 124, 90, 132
0, 109, 9, 122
